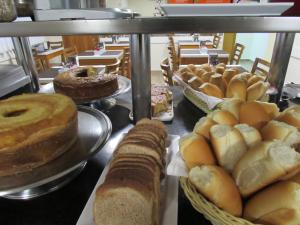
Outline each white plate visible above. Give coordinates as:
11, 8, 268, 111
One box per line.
76, 134, 180, 225
160, 3, 294, 17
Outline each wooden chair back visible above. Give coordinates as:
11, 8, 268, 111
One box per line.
47, 41, 63, 49
121, 47, 131, 78
105, 59, 121, 74
251, 57, 271, 77
160, 57, 173, 86
230, 43, 245, 65
63, 46, 78, 63
34, 58, 45, 73
213, 35, 221, 49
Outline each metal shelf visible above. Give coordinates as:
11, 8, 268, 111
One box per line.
1, 17, 300, 36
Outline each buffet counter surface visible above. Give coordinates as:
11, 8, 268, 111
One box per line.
0, 86, 212, 225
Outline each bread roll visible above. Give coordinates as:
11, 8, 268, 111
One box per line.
210, 124, 247, 173
187, 64, 197, 73
193, 116, 217, 140
277, 107, 300, 131
215, 66, 225, 75
179, 134, 216, 169
189, 165, 242, 216
208, 109, 238, 126
261, 120, 300, 147
247, 81, 269, 101
216, 63, 226, 68
233, 140, 300, 197
179, 66, 193, 74
287, 172, 300, 184
236, 72, 252, 81
188, 76, 204, 90
256, 101, 280, 119
194, 68, 206, 79
244, 181, 300, 225
219, 98, 244, 120
247, 74, 265, 87
209, 73, 226, 94
239, 101, 271, 130
200, 63, 212, 72
223, 69, 238, 85
234, 124, 262, 148
181, 71, 195, 83
284, 105, 300, 114
199, 83, 224, 99
200, 71, 215, 82
226, 75, 247, 101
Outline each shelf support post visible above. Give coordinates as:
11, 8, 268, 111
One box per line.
269, 32, 295, 103
130, 34, 151, 123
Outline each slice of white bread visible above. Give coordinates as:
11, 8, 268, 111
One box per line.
179, 134, 216, 170
244, 181, 300, 225
189, 165, 242, 216
193, 116, 217, 139
233, 140, 300, 197
210, 124, 247, 173
261, 120, 300, 147
234, 124, 262, 148
218, 98, 244, 120
207, 109, 238, 126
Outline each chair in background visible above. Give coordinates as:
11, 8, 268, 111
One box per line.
105, 59, 121, 74
213, 35, 221, 49
121, 47, 131, 78
230, 43, 245, 65
167, 35, 179, 72
160, 57, 173, 86
63, 46, 78, 64
251, 57, 271, 77
34, 58, 45, 73
47, 41, 63, 50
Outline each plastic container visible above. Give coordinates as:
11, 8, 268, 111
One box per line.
0, 0, 17, 22
167, 0, 194, 4
194, 0, 232, 3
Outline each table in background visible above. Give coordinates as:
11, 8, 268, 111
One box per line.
0, 86, 212, 225
180, 49, 229, 65
104, 42, 129, 51
178, 40, 214, 51
36, 47, 64, 68
77, 50, 123, 66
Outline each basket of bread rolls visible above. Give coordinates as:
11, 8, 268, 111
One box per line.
174, 63, 269, 113
179, 99, 300, 225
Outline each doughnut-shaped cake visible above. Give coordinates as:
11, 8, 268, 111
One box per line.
53, 67, 119, 103
0, 93, 77, 176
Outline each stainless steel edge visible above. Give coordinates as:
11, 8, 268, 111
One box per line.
1, 17, 300, 36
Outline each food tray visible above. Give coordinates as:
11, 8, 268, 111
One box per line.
180, 178, 261, 225
77, 135, 180, 225
160, 3, 293, 17
0, 106, 112, 199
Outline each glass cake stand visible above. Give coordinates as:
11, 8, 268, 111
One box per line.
0, 106, 112, 200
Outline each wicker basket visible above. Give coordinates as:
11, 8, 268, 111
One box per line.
180, 177, 262, 225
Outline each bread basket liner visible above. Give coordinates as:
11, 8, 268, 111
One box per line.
173, 74, 269, 114
180, 177, 262, 225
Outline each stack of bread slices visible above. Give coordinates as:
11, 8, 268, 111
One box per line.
178, 63, 268, 101
180, 100, 300, 225
93, 118, 167, 225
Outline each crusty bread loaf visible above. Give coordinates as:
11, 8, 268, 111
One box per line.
208, 109, 238, 126
247, 81, 268, 102
181, 71, 195, 83
215, 66, 225, 75
256, 101, 280, 119
200, 63, 212, 72
261, 120, 300, 147
200, 71, 215, 83
193, 116, 217, 140
236, 72, 252, 81
219, 98, 244, 120
233, 140, 300, 197
189, 165, 242, 216
239, 101, 271, 130
244, 181, 300, 225
226, 75, 247, 101
188, 76, 204, 90
247, 74, 265, 87
223, 69, 238, 85
179, 134, 216, 169
187, 64, 197, 73
199, 83, 224, 99
194, 68, 206, 79
234, 124, 262, 148
209, 73, 226, 94
210, 124, 247, 173
277, 107, 300, 131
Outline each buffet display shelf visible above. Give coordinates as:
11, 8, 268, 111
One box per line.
1, 17, 300, 37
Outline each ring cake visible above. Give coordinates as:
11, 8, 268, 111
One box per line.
53, 67, 119, 103
0, 93, 78, 176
